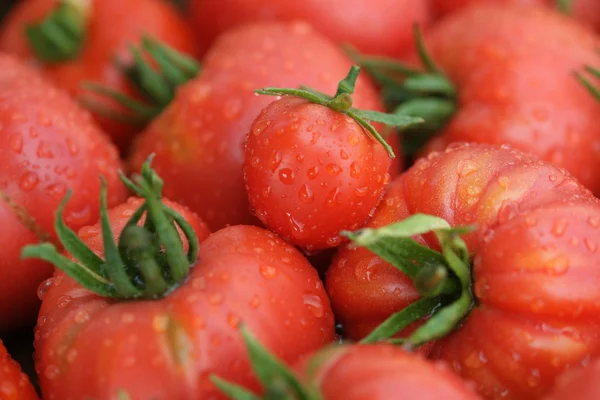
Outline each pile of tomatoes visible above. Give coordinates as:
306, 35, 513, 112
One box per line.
1, 0, 600, 399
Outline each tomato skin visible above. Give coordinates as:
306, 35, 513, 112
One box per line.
0, 340, 39, 400
326, 142, 600, 399
545, 359, 600, 400
417, 4, 600, 195
244, 97, 391, 251
188, 0, 431, 58
294, 344, 480, 400
431, 0, 600, 31
34, 197, 334, 399
129, 21, 392, 232
0, 0, 198, 151
0, 54, 127, 332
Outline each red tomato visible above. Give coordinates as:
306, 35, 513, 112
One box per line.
0, 54, 127, 332
0, 340, 38, 400
244, 96, 392, 251
129, 21, 397, 232
400, 4, 600, 194
0, 0, 198, 151
33, 196, 334, 399
293, 344, 480, 400
327, 142, 600, 399
188, 0, 432, 58
545, 358, 600, 400
431, 0, 600, 31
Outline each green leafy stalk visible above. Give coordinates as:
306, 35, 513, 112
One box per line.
576, 64, 600, 102
256, 65, 424, 159
81, 36, 201, 126
346, 24, 457, 158
21, 157, 199, 300
343, 214, 475, 347
25, 0, 90, 63
211, 325, 324, 400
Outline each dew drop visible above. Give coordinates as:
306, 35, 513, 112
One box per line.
252, 119, 271, 136
250, 156, 261, 168
208, 293, 224, 306
259, 265, 278, 280
306, 166, 319, 180
37, 278, 54, 300
9, 134, 22, 154
326, 164, 342, 176
584, 238, 597, 253
457, 160, 479, 177
355, 186, 369, 197
56, 295, 71, 309
269, 151, 282, 172
46, 183, 67, 199
298, 184, 314, 203
326, 187, 341, 208
339, 149, 349, 159
588, 216, 600, 228
349, 162, 361, 179
36, 142, 54, 159
551, 219, 568, 237
249, 295, 260, 308
44, 365, 60, 380
19, 172, 39, 191
303, 294, 324, 318
279, 168, 295, 184
227, 313, 240, 328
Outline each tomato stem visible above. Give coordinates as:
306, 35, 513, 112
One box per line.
346, 24, 457, 158
256, 65, 424, 159
343, 214, 475, 347
575, 65, 600, 102
80, 36, 201, 126
211, 325, 325, 400
21, 157, 199, 300
25, 0, 90, 63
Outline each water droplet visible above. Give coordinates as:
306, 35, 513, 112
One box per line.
191, 277, 206, 290
339, 149, 349, 159
227, 313, 240, 328
326, 187, 341, 208
208, 293, 224, 306
28, 126, 39, 138
36, 142, 54, 159
348, 162, 362, 179
9, 134, 22, 153
250, 156, 261, 168
249, 295, 260, 308
44, 365, 60, 380
355, 186, 369, 197
66, 138, 79, 155
347, 134, 360, 146
326, 236, 342, 247
252, 119, 271, 136
223, 97, 242, 119
303, 294, 324, 317
260, 265, 278, 280
269, 151, 282, 172
37, 278, 54, 300
457, 160, 479, 177
287, 213, 306, 238
74, 310, 90, 324
307, 166, 319, 180
527, 369, 541, 388
327, 164, 342, 176
551, 219, 568, 237
65, 349, 78, 363
279, 168, 295, 184
525, 216, 537, 227
548, 174, 557, 183
46, 183, 67, 199
121, 313, 135, 323
19, 172, 39, 191
584, 238, 597, 252
56, 296, 71, 308
588, 216, 600, 228
310, 131, 321, 144
298, 184, 314, 203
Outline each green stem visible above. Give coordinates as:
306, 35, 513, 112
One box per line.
575, 65, 600, 102
25, 0, 90, 63
21, 157, 199, 300
555, 0, 573, 14
256, 65, 424, 159
81, 36, 201, 126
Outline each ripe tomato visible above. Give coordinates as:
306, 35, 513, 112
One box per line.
0, 0, 198, 151
129, 21, 396, 232
0, 340, 38, 400
244, 95, 392, 251
188, 0, 432, 58
545, 358, 600, 400
327, 142, 600, 399
431, 0, 600, 31
0, 54, 127, 332
28, 171, 334, 399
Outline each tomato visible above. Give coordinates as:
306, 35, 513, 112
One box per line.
129, 21, 397, 232
294, 344, 480, 400
431, 0, 600, 31
545, 358, 600, 400
0, 0, 198, 152
0, 340, 38, 400
26, 163, 334, 399
327, 142, 600, 399
0, 54, 127, 332
188, 0, 432, 58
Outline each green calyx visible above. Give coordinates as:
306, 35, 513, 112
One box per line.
555, 0, 573, 14
256, 65, 425, 159
341, 214, 475, 349
81, 36, 201, 126
25, 0, 90, 63
575, 64, 600, 102
211, 325, 325, 400
346, 25, 457, 157
21, 157, 199, 300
